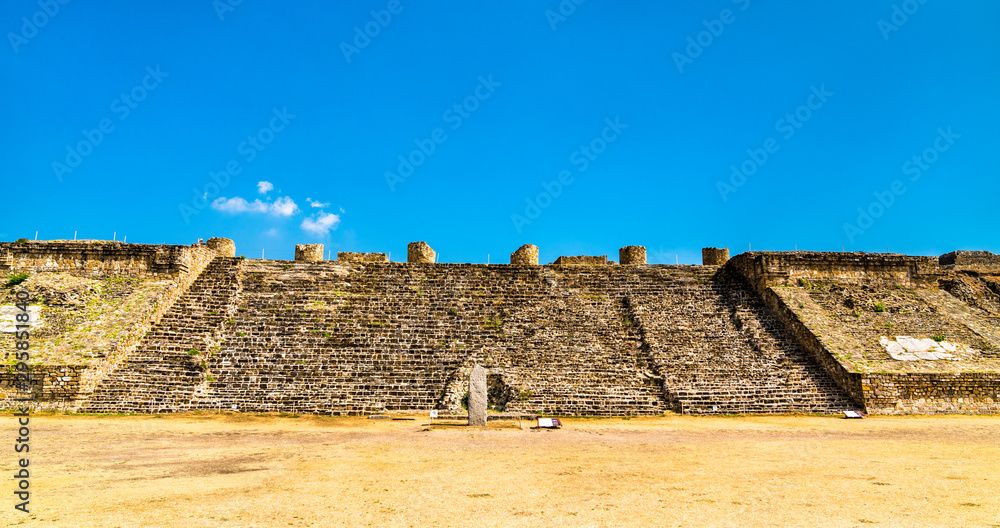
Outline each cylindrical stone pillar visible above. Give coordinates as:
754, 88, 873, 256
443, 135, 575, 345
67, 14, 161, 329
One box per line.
510, 244, 539, 265
295, 244, 324, 261
408, 242, 435, 263
206, 237, 236, 257
702, 247, 730, 266
619, 246, 647, 266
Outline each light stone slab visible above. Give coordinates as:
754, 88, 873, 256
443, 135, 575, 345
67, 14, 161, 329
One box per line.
468, 365, 488, 427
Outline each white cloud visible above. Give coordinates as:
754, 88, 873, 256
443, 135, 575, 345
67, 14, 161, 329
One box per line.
257, 181, 274, 194
270, 196, 299, 216
263, 227, 279, 237
211, 197, 269, 214
301, 211, 340, 237
307, 198, 330, 208
211, 196, 299, 216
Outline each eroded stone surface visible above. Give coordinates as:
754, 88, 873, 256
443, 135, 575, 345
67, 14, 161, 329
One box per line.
510, 244, 539, 266
295, 244, 324, 262
619, 246, 646, 266
468, 365, 487, 426
702, 247, 730, 266
338, 252, 388, 263
408, 242, 434, 264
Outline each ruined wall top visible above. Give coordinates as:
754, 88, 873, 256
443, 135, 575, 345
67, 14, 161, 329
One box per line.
510, 244, 539, 266
727, 251, 941, 289
0, 240, 217, 278
702, 247, 730, 266
619, 246, 646, 266
295, 244, 324, 262
338, 252, 389, 263
940, 250, 1000, 270
408, 242, 435, 264
207, 237, 235, 257
553, 255, 610, 266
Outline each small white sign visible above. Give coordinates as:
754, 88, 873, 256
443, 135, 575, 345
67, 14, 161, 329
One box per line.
429, 410, 438, 418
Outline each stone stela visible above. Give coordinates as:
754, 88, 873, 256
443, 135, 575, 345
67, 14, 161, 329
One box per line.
468, 365, 488, 426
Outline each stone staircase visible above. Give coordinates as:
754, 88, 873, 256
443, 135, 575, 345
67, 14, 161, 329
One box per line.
79, 257, 240, 413
78, 259, 859, 416
489, 272, 667, 416
624, 266, 859, 414
201, 261, 667, 415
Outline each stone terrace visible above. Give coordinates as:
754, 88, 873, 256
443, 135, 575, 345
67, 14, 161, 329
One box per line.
80, 257, 241, 412
554, 265, 859, 414
196, 261, 668, 415
76, 257, 862, 415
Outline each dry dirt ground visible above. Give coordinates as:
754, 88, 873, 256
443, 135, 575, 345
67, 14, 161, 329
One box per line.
4, 413, 999, 527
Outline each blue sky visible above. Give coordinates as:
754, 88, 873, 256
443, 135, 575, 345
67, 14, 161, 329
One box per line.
3, 1, 997, 263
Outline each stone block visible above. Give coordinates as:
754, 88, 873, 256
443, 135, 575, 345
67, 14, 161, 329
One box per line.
619, 246, 646, 266
295, 244, 324, 262
207, 237, 235, 257
468, 365, 487, 426
510, 244, 539, 266
408, 242, 435, 264
702, 247, 730, 266
939, 250, 1000, 269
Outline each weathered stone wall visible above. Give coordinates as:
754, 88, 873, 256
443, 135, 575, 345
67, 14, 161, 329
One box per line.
6, 241, 998, 415
940, 250, 1000, 270
862, 372, 1000, 414
510, 244, 539, 266
338, 252, 388, 263
553, 255, 608, 266
727, 251, 1000, 414
407, 242, 435, 263
0, 365, 85, 411
702, 247, 729, 266
81, 257, 242, 413
76, 260, 865, 416
619, 246, 646, 266
728, 251, 940, 291
295, 244, 324, 261
0, 240, 214, 278
750, 283, 867, 407
0, 241, 218, 410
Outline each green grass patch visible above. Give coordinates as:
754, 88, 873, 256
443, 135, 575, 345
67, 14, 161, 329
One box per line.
5, 272, 30, 287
